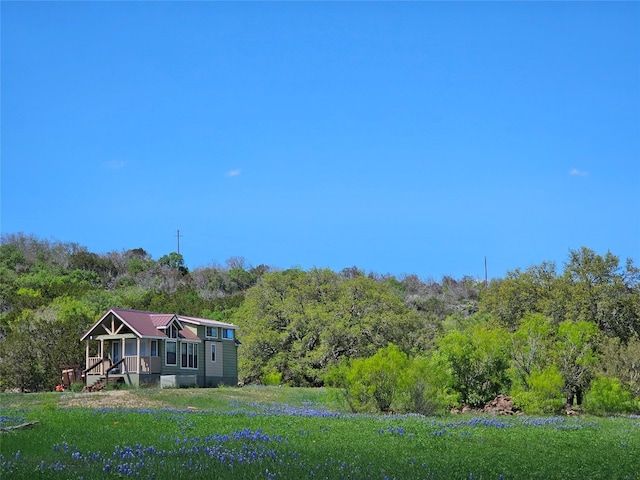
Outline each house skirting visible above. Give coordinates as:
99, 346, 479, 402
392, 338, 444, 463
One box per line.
160, 375, 238, 388
160, 375, 197, 388
85, 373, 238, 389
85, 373, 161, 388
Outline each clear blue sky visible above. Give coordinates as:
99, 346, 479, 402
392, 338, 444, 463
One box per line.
2, 2, 639, 280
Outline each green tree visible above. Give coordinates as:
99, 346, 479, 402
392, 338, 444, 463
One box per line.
234, 268, 316, 385
68, 249, 116, 286
510, 313, 555, 388
562, 247, 639, 340
159, 252, 188, 274
597, 334, 640, 399
0, 325, 46, 391
234, 269, 420, 386
555, 320, 599, 406
507, 313, 565, 413
13, 265, 101, 305
0, 297, 95, 391
0, 243, 27, 314
437, 318, 511, 407
479, 248, 640, 343
479, 262, 557, 330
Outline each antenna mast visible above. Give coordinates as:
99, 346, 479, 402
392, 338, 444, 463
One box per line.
176, 229, 182, 255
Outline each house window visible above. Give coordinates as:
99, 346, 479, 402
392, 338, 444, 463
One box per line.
166, 341, 177, 365
140, 340, 148, 357
151, 340, 158, 357
168, 324, 178, 339
125, 339, 137, 356
205, 326, 218, 338
222, 329, 234, 340
211, 344, 216, 362
181, 343, 198, 369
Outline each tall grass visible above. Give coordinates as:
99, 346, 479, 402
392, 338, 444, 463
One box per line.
1, 387, 639, 479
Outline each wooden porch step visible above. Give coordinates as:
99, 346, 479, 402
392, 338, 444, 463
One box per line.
83, 376, 106, 392
83, 376, 125, 392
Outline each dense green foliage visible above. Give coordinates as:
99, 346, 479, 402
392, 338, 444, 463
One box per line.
1, 388, 639, 480
233, 268, 422, 386
0, 234, 266, 392
1, 233, 639, 415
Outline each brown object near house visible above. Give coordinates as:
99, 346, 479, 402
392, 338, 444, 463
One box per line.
61, 365, 82, 388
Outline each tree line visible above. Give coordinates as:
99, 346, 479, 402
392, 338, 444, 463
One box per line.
0, 233, 638, 415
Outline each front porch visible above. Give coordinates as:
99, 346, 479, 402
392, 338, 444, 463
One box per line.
85, 355, 162, 375
84, 337, 162, 378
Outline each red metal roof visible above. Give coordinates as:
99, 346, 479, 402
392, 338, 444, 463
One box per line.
150, 314, 176, 328
111, 308, 171, 338
178, 328, 201, 341
81, 308, 237, 342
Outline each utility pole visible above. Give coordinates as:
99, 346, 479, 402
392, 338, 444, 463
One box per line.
484, 256, 488, 286
176, 229, 182, 255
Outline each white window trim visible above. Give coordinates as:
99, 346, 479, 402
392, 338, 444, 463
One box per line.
222, 329, 234, 340
180, 342, 198, 370
168, 324, 179, 339
205, 326, 218, 339
165, 340, 177, 366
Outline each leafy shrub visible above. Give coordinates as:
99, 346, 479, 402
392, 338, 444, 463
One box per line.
325, 344, 408, 413
397, 352, 459, 414
437, 320, 511, 407
327, 346, 459, 415
584, 375, 637, 415
511, 366, 565, 414
262, 370, 282, 386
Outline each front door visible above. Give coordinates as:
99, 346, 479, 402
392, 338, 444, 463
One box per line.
111, 341, 121, 373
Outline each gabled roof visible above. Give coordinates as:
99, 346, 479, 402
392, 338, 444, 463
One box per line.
150, 314, 177, 328
116, 308, 176, 337
80, 308, 226, 342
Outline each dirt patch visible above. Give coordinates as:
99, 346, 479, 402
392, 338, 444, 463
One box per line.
59, 390, 165, 410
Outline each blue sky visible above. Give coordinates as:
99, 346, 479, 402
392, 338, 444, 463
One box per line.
2, 2, 639, 280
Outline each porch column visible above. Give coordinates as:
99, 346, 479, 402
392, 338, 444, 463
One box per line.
85, 341, 89, 371
137, 337, 140, 374
100, 339, 105, 375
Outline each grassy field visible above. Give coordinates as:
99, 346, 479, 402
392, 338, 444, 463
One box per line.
1, 386, 639, 479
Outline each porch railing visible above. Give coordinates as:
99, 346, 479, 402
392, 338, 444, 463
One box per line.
86, 356, 161, 375
86, 357, 111, 375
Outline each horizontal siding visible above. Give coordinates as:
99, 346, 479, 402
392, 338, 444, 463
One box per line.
222, 340, 238, 383
156, 338, 237, 386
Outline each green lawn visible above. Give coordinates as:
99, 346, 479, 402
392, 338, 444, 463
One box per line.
1, 387, 639, 479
